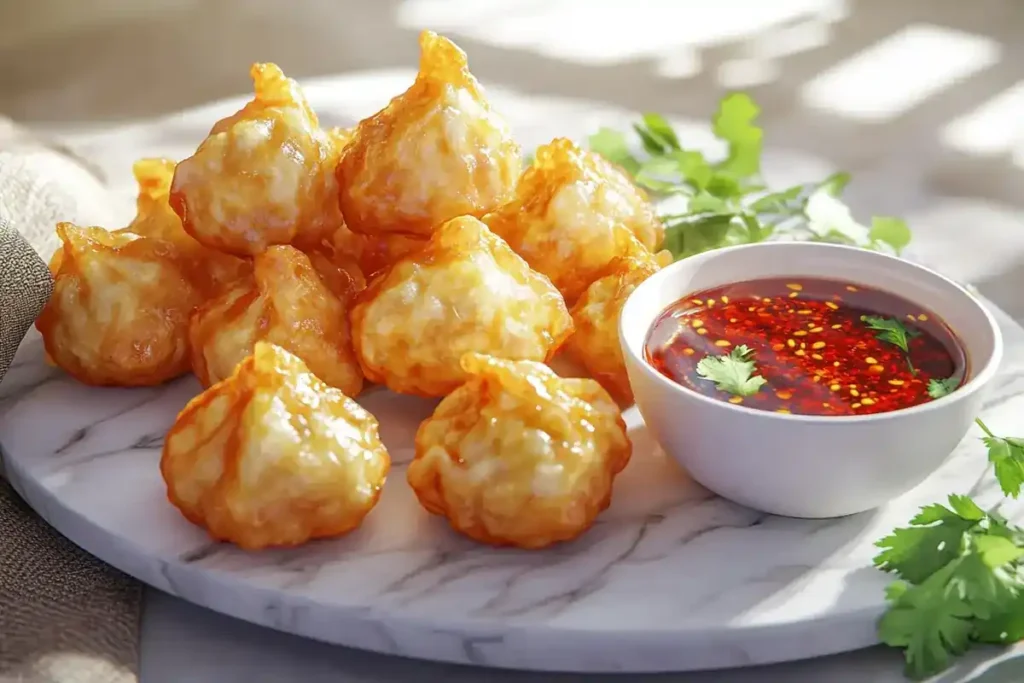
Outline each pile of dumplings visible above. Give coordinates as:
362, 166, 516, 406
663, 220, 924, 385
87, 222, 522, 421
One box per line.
35, 31, 668, 551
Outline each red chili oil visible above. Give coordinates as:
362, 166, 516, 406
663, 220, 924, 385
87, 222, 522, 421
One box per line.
644, 278, 968, 416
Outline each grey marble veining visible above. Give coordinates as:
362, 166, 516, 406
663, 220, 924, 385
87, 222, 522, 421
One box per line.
2, 305, 1023, 672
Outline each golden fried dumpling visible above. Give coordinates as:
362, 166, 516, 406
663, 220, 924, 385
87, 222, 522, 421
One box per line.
484, 137, 666, 304
350, 215, 572, 397
331, 224, 427, 280
407, 353, 631, 549
336, 30, 520, 238
126, 158, 250, 297
35, 222, 200, 386
565, 256, 660, 405
161, 341, 390, 550
189, 245, 363, 396
170, 63, 340, 256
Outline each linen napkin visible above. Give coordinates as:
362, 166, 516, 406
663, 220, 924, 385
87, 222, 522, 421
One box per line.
0, 120, 140, 683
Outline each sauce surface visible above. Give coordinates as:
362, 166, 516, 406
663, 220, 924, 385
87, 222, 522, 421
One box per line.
644, 277, 967, 416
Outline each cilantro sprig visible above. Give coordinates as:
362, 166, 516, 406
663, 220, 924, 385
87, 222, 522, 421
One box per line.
875, 420, 1024, 679
695, 345, 767, 397
588, 93, 912, 261
861, 315, 921, 354
927, 376, 960, 399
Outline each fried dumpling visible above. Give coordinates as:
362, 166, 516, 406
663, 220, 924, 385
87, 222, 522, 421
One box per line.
35, 222, 200, 386
189, 245, 363, 396
161, 341, 390, 550
331, 224, 427, 280
484, 137, 666, 304
170, 63, 340, 257
349, 216, 572, 397
126, 158, 250, 297
565, 256, 661, 405
407, 353, 631, 549
336, 30, 520, 239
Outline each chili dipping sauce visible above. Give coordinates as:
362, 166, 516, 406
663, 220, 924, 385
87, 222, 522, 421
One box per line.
644, 278, 967, 416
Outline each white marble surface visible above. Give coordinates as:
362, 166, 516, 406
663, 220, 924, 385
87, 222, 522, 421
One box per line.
1, 298, 1024, 674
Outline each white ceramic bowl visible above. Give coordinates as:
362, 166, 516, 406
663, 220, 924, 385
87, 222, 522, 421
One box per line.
619, 242, 1003, 518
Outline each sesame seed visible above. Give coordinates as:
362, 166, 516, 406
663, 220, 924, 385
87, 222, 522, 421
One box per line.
866, 357, 878, 364
861, 397, 876, 406
728, 396, 743, 404
830, 384, 841, 391
697, 328, 707, 335
787, 339, 796, 348
714, 340, 731, 347
846, 285, 858, 292
812, 353, 824, 360
776, 390, 793, 400
786, 283, 803, 291
683, 348, 695, 356
793, 330, 808, 337
825, 301, 839, 310
772, 343, 785, 351
812, 341, 826, 349
721, 295, 730, 304
917, 314, 928, 321
852, 402, 862, 409
851, 389, 860, 397
810, 326, 824, 333
788, 292, 799, 299
795, 349, 806, 356
831, 324, 842, 329
692, 319, 704, 328
888, 379, 904, 386
776, 408, 791, 414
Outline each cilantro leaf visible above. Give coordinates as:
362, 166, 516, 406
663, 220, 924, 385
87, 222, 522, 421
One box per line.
927, 375, 959, 399
871, 216, 912, 254
873, 496, 982, 583
695, 345, 767, 397
973, 589, 1024, 644
974, 419, 1024, 499
860, 315, 920, 354
588, 128, 640, 175
712, 93, 763, 177
878, 562, 976, 680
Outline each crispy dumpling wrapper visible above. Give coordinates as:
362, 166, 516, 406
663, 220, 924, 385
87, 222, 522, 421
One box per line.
349, 215, 572, 397
484, 137, 667, 304
126, 157, 251, 297
161, 342, 389, 550
170, 63, 341, 256
189, 245, 363, 396
35, 222, 200, 386
336, 30, 520, 239
407, 353, 632, 549
565, 255, 661, 406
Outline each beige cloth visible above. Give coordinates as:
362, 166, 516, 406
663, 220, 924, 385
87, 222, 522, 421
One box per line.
0, 121, 140, 682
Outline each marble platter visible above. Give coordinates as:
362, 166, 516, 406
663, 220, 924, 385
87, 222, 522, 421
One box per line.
1, 302, 1023, 674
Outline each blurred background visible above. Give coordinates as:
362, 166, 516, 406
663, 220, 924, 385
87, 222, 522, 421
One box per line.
1, 0, 1023, 315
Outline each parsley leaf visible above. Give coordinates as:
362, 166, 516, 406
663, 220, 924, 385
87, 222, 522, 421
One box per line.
976, 419, 1024, 499
860, 315, 920, 354
873, 496, 983, 583
695, 345, 767, 397
927, 375, 960, 399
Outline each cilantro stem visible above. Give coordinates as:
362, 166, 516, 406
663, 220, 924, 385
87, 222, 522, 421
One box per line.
975, 418, 996, 439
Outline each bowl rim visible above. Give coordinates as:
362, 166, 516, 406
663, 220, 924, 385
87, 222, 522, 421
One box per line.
619, 241, 1005, 425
